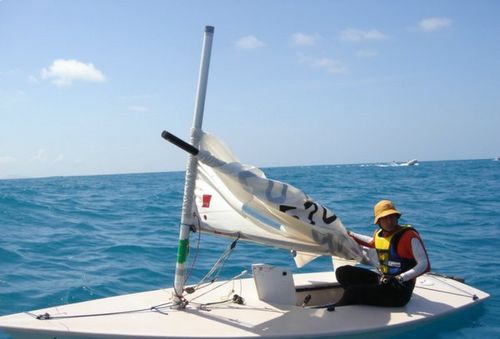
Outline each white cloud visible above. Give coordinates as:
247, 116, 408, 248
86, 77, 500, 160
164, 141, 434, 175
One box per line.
31, 150, 65, 163
339, 29, 388, 42
41, 59, 106, 86
28, 75, 39, 84
356, 49, 379, 58
418, 17, 453, 32
33, 149, 47, 161
235, 35, 265, 50
53, 154, 65, 163
0, 156, 16, 164
298, 54, 347, 74
291, 33, 320, 47
129, 105, 149, 112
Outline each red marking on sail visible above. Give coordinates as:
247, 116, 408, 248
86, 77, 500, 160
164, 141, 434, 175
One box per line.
202, 194, 212, 208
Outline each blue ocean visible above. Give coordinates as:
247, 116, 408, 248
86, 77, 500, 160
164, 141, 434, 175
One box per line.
1, 160, 499, 338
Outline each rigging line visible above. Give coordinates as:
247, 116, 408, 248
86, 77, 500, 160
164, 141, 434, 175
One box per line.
188, 270, 248, 303
191, 298, 235, 308
183, 214, 203, 286
31, 302, 176, 321
415, 285, 478, 299
196, 235, 240, 288
425, 273, 478, 299
225, 270, 244, 300
187, 234, 240, 294
178, 218, 239, 297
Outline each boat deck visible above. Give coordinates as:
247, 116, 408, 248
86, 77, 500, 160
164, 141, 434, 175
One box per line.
0, 271, 489, 339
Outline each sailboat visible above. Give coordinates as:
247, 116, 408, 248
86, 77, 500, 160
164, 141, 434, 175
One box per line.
403, 159, 418, 166
0, 26, 489, 339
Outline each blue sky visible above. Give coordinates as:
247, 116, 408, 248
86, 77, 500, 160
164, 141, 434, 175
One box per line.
1, 0, 499, 179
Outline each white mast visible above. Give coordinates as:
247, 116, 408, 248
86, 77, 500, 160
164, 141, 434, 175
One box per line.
173, 26, 214, 306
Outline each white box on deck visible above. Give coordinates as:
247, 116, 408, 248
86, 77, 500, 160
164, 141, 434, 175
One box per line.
252, 264, 296, 305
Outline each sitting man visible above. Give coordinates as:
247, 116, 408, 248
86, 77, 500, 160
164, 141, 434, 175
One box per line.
335, 200, 430, 307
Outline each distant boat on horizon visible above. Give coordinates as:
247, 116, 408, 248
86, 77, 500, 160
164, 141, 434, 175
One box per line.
390, 159, 418, 167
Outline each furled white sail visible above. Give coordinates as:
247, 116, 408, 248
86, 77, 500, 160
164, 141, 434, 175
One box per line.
193, 131, 365, 265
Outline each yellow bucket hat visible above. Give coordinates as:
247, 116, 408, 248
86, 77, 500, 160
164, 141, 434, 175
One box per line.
373, 200, 401, 224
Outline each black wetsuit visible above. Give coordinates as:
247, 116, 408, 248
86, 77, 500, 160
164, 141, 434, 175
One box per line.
335, 227, 419, 307
335, 265, 415, 307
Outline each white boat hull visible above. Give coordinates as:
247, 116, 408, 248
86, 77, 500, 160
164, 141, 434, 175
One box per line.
0, 271, 489, 338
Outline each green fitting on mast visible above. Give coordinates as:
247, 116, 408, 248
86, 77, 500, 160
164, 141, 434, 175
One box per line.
176, 239, 189, 264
